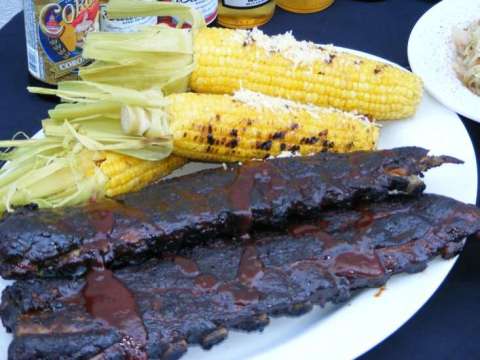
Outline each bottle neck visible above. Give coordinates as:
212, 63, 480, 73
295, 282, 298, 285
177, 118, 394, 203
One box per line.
217, 0, 276, 29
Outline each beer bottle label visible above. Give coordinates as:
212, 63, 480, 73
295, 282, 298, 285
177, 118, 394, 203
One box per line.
222, 0, 271, 10
25, 0, 101, 84
99, 5, 157, 33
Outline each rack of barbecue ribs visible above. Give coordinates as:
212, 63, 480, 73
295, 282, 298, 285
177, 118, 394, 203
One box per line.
0, 147, 460, 279
2, 194, 479, 360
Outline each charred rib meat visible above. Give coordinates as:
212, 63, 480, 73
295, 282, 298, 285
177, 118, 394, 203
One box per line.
0, 147, 460, 279
2, 194, 479, 360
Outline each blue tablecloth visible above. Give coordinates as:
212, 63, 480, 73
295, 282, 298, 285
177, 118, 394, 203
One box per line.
0, 0, 479, 358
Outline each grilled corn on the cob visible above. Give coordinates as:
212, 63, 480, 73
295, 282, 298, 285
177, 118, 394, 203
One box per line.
81, 17, 423, 120
190, 28, 423, 120
4, 83, 377, 212
97, 152, 187, 197
0, 142, 186, 213
166, 91, 379, 162
31, 83, 380, 164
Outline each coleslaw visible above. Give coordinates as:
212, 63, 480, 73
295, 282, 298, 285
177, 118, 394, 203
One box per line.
453, 20, 480, 96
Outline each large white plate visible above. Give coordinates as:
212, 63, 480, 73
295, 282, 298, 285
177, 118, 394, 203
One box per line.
0, 51, 476, 360
408, 0, 480, 122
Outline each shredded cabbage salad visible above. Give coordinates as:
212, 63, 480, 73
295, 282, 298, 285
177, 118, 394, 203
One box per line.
454, 21, 480, 96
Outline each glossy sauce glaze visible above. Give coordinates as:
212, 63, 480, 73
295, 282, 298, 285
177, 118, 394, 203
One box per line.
87, 208, 115, 234
288, 218, 385, 280
174, 256, 200, 277
80, 200, 151, 265
227, 162, 261, 234
0, 148, 449, 279
194, 274, 219, 291
5, 195, 480, 359
331, 252, 384, 278
83, 269, 147, 359
237, 245, 264, 285
219, 245, 265, 306
289, 221, 336, 249
354, 210, 375, 229
228, 161, 287, 234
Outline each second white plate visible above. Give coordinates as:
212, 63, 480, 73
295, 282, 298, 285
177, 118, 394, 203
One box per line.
408, 0, 480, 122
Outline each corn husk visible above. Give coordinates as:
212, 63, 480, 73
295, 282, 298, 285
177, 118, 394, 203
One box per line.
0, 0, 204, 213
106, 0, 205, 28
29, 81, 172, 161
0, 82, 174, 213
0, 138, 106, 213
79, 0, 203, 92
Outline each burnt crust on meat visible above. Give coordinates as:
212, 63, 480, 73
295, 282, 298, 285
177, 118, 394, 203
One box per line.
2, 194, 479, 360
0, 147, 461, 279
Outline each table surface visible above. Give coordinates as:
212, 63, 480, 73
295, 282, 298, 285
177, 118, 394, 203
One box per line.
1, 1, 480, 359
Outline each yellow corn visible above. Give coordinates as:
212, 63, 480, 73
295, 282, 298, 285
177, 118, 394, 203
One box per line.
0, 146, 187, 214
166, 91, 379, 163
190, 28, 423, 120
98, 152, 187, 197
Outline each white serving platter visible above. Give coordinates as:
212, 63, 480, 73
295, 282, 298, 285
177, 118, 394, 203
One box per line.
0, 48, 476, 360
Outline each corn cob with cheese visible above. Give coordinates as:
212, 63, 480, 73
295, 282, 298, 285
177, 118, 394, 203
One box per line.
189, 28, 423, 120
3, 82, 377, 212
166, 91, 379, 162
80, 0, 423, 120
32, 82, 380, 164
